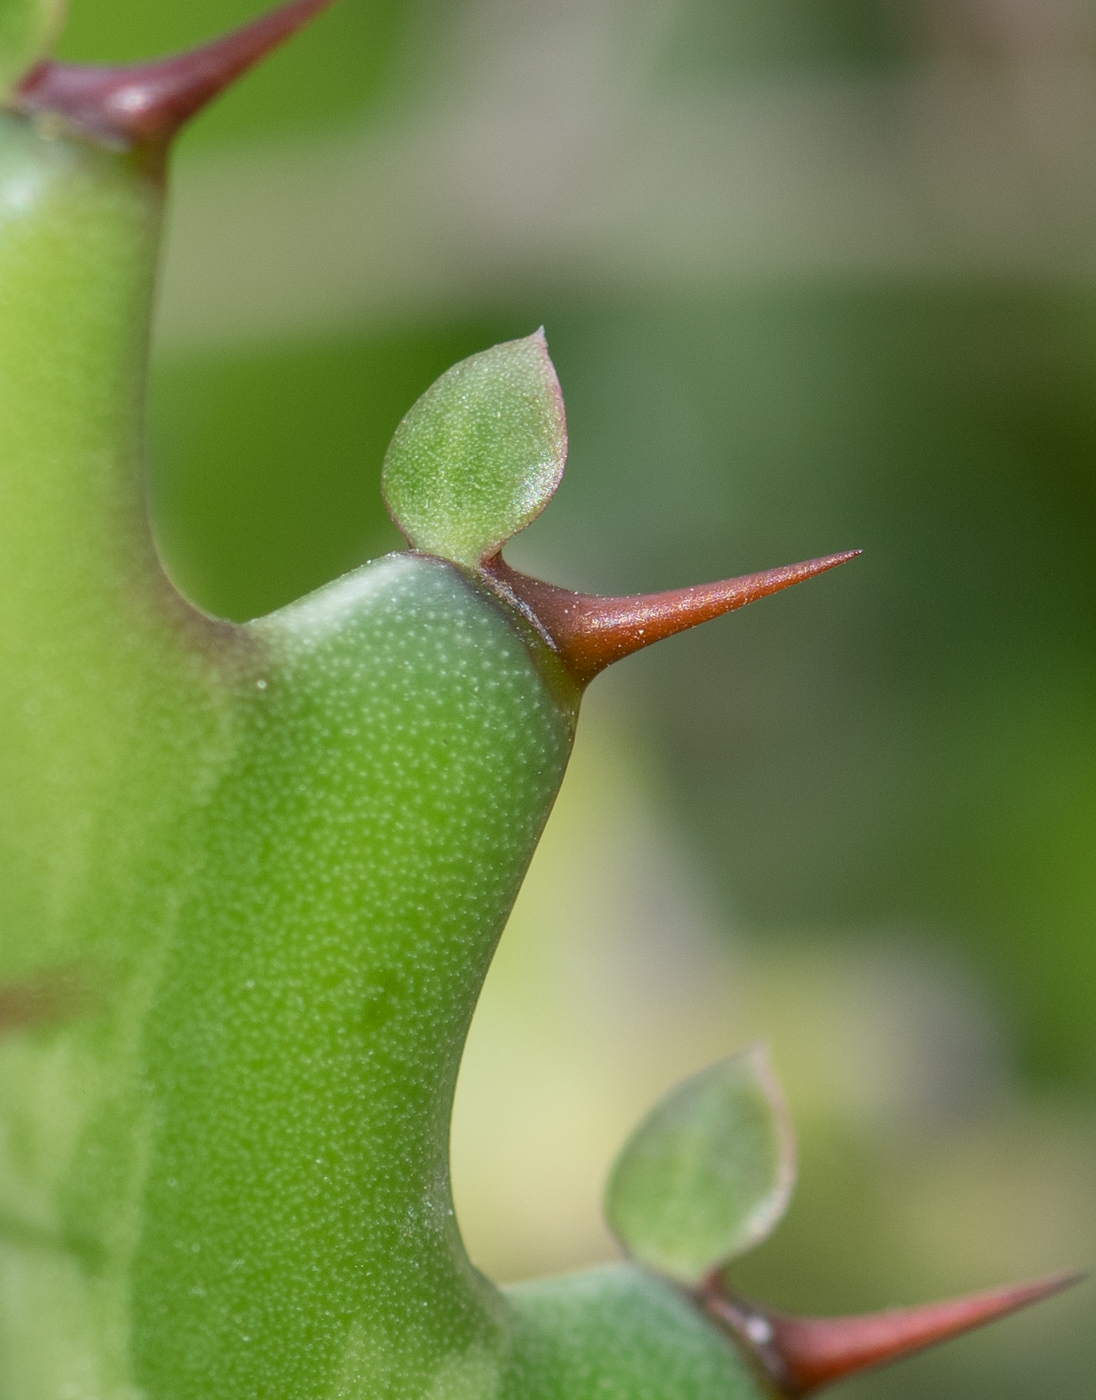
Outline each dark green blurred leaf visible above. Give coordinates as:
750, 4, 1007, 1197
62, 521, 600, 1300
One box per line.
658, 0, 907, 78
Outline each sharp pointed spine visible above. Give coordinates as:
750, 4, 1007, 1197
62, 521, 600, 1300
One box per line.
483, 550, 861, 686
703, 1271, 1084, 1396
16, 0, 338, 148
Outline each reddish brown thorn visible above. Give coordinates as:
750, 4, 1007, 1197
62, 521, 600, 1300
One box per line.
15, 0, 338, 148
702, 1272, 1084, 1396
483, 550, 861, 687
0, 966, 93, 1036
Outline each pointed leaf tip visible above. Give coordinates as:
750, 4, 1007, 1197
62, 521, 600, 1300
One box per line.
605, 1045, 796, 1286
0, 0, 64, 98
382, 331, 567, 569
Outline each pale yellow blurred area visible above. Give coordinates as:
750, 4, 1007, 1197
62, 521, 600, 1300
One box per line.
452, 681, 750, 1281
452, 683, 1096, 1310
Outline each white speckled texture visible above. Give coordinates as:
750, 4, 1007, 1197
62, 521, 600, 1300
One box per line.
509, 1267, 776, 1400
382, 334, 567, 568
131, 554, 576, 1398
0, 105, 776, 1400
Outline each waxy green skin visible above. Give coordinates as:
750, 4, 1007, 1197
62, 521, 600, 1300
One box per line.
0, 91, 774, 1400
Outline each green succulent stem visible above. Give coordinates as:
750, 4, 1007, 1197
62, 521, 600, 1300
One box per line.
0, 95, 583, 1397
0, 95, 795, 1400
0, 6, 1063, 1400
134, 555, 578, 1397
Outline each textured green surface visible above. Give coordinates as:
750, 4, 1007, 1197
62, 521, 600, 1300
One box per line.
383, 331, 567, 568
606, 1046, 796, 1285
132, 554, 577, 1398
509, 1266, 777, 1400
0, 91, 775, 1398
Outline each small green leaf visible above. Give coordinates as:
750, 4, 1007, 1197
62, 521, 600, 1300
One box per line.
605, 1045, 796, 1287
0, 0, 65, 98
382, 329, 566, 568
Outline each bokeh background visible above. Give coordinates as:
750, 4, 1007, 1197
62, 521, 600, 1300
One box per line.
61, 0, 1096, 1394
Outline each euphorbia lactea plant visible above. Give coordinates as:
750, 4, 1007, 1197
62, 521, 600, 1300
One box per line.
0, 1, 1078, 1396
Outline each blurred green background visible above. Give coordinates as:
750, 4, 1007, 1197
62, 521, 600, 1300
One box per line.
61, 0, 1096, 1393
